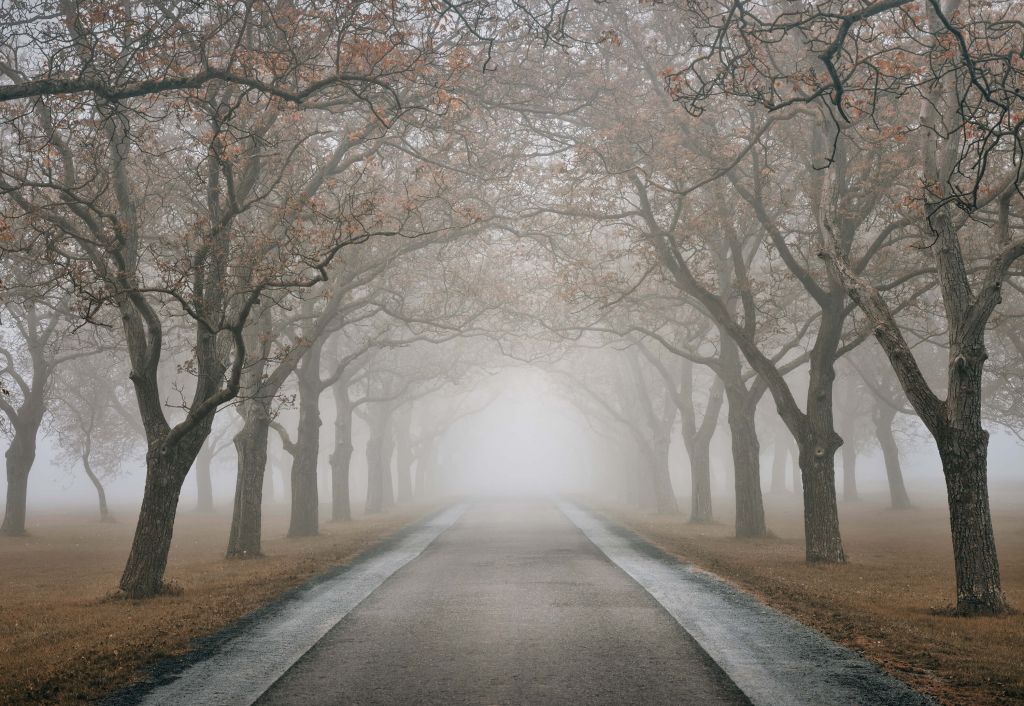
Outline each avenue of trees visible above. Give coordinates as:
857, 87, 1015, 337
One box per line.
1, 0, 1022, 617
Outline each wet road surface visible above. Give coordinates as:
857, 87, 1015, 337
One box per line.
256, 501, 749, 706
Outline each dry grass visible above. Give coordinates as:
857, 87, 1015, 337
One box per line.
606, 491, 1024, 706
0, 502, 434, 705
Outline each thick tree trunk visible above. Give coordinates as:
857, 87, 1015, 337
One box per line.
1, 449, 32, 536
288, 355, 322, 537
227, 399, 272, 558
770, 440, 788, 494
195, 443, 214, 513
726, 389, 766, 538
841, 442, 859, 502
393, 405, 413, 504
797, 433, 845, 562
119, 444, 197, 598
795, 314, 846, 563
938, 427, 1007, 615
329, 381, 354, 522
1, 415, 42, 536
874, 407, 911, 509
82, 454, 112, 522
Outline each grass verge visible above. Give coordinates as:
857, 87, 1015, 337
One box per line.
0, 503, 434, 704
605, 493, 1024, 706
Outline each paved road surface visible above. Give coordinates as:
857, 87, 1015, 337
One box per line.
256, 501, 749, 705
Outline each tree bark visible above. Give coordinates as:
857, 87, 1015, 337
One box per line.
874, 406, 911, 509
329, 379, 354, 521
119, 440, 201, 598
938, 427, 1006, 614
226, 398, 272, 557
1, 442, 33, 536
725, 386, 766, 538
288, 347, 323, 537
1, 406, 44, 536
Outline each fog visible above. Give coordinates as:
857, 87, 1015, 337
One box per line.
0, 0, 1022, 629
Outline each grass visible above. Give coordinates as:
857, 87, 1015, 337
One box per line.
0, 502, 433, 704
606, 491, 1024, 706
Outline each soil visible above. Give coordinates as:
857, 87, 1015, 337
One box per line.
0, 502, 432, 705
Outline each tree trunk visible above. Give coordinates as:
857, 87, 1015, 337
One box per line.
1, 448, 31, 536
938, 427, 1007, 615
1, 416, 41, 536
688, 441, 713, 523
393, 405, 414, 504
841, 441, 859, 502
227, 399, 272, 558
874, 407, 911, 509
649, 434, 679, 514
796, 314, 846, 563
82, 454, 112, 522
329, 380, 354, 522
288, 354, 322, 537
119, 444, 197, 598
797, 433, 845, 562
725, 388, 766, 538
770, 439, 788, 494
195, 442, 214, 513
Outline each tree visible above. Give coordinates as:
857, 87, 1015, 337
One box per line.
52, 355, 141, 522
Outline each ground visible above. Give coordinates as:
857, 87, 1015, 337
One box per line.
607, 490, 1024, 706
0, 502, 431, 705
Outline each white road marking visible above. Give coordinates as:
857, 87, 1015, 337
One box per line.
134, 505, 467, 706
559, 501, 934, 706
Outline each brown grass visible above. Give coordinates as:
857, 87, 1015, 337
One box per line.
0, 502, 434, 705
605, 492, 1024, 706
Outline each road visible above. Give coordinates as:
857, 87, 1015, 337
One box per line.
255, 501, 749, 705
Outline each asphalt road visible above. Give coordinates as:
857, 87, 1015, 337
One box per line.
256, 500, 749, 706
